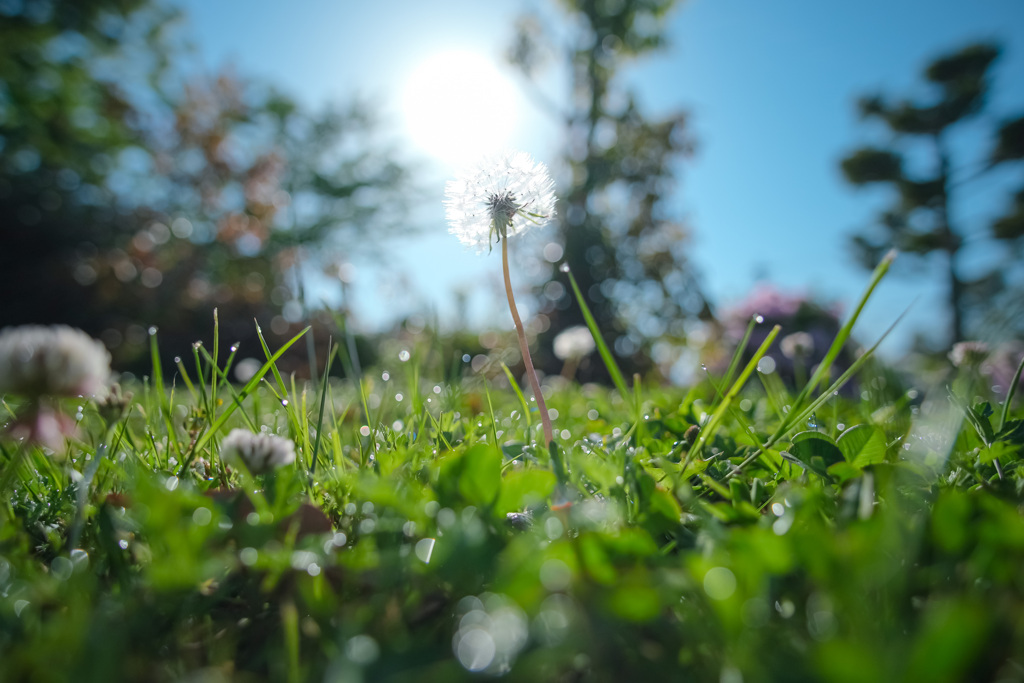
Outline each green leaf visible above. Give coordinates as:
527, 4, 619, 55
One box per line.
979, 440, 1017, 464
605, 575, 662, 622
949, 391, 995, 447
932, 492, 971, 553
996, 419, 1024, 444
827, 461, 863, 483
781, 450, 831, 479
495, 469, 556, 515
903, 599, 990, 683
791, 431, 845, 467
458, 444, 501, 507
645, 487, 684, 528
837, 424, 887, 467
578, 534, 617, 585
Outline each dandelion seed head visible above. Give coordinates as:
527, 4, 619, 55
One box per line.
444, 150, 557, 253
780, 331, 815, 360
553, 325, 596, 361
221, 428, 296, 474
0, 325, 111, 399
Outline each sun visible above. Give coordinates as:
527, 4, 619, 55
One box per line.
401, 50, 519, 167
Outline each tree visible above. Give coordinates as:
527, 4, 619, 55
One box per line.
509, 0, 713, 382
0, 0, 410, 371
840, 42, 1024, 346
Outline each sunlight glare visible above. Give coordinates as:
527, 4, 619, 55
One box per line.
402, 50, 518, 167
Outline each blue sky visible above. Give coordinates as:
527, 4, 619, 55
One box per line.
174, 0, 1024, 355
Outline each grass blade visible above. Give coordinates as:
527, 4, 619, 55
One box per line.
178, 326, 310, 475
563, 264, 631, 408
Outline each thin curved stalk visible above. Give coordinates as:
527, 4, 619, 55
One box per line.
502, 237, 553, 446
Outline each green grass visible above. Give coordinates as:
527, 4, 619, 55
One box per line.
1, 304, 1024, 682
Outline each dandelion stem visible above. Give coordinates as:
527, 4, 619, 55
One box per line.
501, 236, 554, 446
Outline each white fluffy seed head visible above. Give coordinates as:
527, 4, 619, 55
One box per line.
553, 325, 596, 361
0, 325, 111, 399
220, 428, 296, 474
444, 150, 557, 253
780, 331, 816, 360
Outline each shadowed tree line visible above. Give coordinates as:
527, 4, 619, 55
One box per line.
0, 0, 409, 372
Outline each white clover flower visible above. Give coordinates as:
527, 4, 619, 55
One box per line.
221, 428, 296, 474
553, 325, 596, 361
948, 340, 989, 368
444, 150, 557, 252
0, 325, 111, 399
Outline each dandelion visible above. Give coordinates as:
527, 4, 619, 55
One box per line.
221, 428, 296, 474
780, 331, 815, 360
0, 325, 111, 449
445, 150, 557, 253
553, 325, 595, 381
553, 326, 595, 362
445, 150, 557, 445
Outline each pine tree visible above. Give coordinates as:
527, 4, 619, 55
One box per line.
841, 42, 1024, 346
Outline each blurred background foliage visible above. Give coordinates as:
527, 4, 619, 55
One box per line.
509, 0, 714, 385
1, 0, 1022, 386
0, 0, 410, 373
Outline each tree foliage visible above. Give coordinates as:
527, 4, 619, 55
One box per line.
0, 0, 410, 371
840, 42, 1024, 345
509, 0, 713, 382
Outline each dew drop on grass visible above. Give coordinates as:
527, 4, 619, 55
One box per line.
754, 315, 764, 324
559, 262, 570, 273
703, 567, 737, 601
415, 538, 435, 563
229, 344, 238, 353
192, 507, 212, 526
70, 549, 89, 570
281, 399, 289, 407
50, 556, 73, 581
148, 326, 158, 336
173, 356, 181, 364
